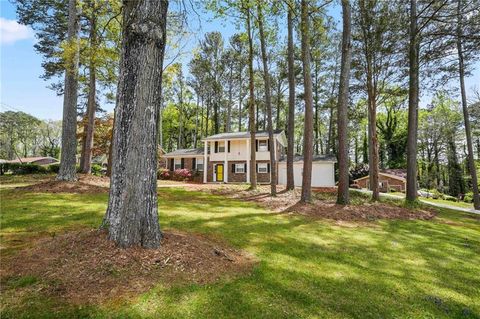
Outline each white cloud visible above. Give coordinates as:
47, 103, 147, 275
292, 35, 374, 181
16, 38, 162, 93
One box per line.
0, 18, 34, 45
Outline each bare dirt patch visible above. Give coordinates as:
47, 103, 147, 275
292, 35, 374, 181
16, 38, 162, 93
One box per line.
210, 185, 436, 221
1, 229, 255, 304
15, 174, 109, 194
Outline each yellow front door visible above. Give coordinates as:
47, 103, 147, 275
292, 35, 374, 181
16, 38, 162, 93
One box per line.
216, 164, 224, 182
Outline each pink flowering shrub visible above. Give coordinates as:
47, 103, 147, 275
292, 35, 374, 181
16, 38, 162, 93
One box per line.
172, 168, 193, 181
157, 168, 170, 180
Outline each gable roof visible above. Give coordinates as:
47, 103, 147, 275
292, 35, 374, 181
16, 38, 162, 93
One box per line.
279, 154, 337, 163
163, 148, 204, 157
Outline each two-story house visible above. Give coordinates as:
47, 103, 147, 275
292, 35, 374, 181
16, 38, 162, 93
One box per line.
162, 130, 336, 187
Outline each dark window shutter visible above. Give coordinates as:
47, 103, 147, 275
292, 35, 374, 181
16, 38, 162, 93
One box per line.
228, 141, 231, 153
256, 140, 258, 152
267, 163, 270, 173
232, 163, 235, 173
181, 158, 185, 169
244, 163, 247, 172
256, 163, 258, 173
215, 141, 218, 153
170, 159, 174, 171
267, 139, 270, 151
192, 158, 196, 170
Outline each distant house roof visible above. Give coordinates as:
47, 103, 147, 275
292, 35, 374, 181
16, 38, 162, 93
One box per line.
163, 148, 204, 158
7, 157, 59, 164
202, 130, 285, 141
354, 172, 406, 183
380, 168, 407, 179
279, 154, 337, 163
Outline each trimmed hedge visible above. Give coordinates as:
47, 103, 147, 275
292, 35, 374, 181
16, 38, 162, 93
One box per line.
0, 163, 49, 175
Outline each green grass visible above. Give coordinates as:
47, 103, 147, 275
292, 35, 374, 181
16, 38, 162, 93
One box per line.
1, 176, 480, 318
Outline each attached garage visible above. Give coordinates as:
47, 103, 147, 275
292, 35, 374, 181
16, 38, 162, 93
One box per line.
278, 155, 336, 188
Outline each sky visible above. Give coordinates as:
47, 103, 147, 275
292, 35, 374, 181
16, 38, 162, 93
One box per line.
0, 0, 479, 121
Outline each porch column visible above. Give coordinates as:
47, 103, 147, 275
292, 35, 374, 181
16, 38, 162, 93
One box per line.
224, 139, 228, 183
203, 140, 208, 183
246, 138, 250, 183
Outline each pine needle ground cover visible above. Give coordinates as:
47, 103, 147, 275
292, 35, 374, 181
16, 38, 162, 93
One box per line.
0, 175, 479, 318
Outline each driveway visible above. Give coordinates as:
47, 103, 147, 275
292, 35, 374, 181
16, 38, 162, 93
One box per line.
353, 189, 480, 215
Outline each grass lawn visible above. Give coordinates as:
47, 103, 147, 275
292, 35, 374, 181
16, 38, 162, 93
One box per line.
1, 176, 479, 318
421, 197, 475, 210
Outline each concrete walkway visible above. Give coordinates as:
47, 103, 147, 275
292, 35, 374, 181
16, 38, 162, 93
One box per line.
352, 189, 480, 215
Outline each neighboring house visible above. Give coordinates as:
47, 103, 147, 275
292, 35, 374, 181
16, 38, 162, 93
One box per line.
354, 170, 407, 192
162, 130, 336, 187
7, 156, 59, 166
278, 155, 336, 187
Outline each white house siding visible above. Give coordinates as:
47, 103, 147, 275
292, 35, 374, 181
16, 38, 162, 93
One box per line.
278, 162, 335, 187
209, 139, 272, 162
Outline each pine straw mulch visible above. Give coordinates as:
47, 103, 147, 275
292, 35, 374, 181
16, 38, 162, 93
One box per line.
209, 185, 437, 222
0, 229, 255, 304
15, 174, 110, 194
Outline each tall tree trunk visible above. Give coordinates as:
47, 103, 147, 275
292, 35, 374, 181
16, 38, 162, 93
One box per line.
367, 78, 379, 200
194, 93, 200, 148
227, 67, 233, 132
314, 61, 320, 155
80, 14, 97, 174
406, 0, 419, 203
336, 0, 352, 205
246, 4, 257, 189
286, 4, 295, 191
57, 0, 80, 181
103, 0, 167, 248
257, 2, 276, 196
457, 0, 480, 209
300, 0, 314, 202
276, 79, 281, 130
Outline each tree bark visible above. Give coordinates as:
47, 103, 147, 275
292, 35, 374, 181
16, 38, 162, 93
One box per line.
246, 4, 257, 189
286, 5, 295, 191
336, 0, 352, 205
406, 0, 419, 203
103, 0, 167, 248
257, 2, 276, 196
57, 0, 80, 181
456, 0, 480, 209
80, 13, 97, 174
300, 0, 314, 202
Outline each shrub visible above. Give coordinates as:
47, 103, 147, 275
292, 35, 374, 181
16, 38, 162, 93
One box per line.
48, 163, 60, 173
428, 189, 442, 199
172, 168, 192, 181
91, 164, 103, 176
443, 195, 458, 202
463, 192, 473, 203
158, 168, 171, 180
1, 163, 49, 175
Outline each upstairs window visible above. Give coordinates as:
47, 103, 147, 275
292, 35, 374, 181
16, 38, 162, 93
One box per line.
258, 140, 268, 152
215, 141, 225, 153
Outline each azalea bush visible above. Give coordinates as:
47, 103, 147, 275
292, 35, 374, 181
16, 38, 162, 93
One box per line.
157, 168, 171, 180
172, 168, 192, 181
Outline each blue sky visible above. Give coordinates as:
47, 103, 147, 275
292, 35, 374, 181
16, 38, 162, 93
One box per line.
0, 1, 478, 120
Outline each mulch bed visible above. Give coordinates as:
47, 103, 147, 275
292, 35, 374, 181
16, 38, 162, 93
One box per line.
1, 230, 255, 304
210, 186, 437, 221
16, 174, 110, 194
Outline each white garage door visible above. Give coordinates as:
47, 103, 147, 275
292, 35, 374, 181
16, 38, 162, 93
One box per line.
278, 162, 335, 187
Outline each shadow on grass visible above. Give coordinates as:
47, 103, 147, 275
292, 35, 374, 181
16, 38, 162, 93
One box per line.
1, 186, 479, 318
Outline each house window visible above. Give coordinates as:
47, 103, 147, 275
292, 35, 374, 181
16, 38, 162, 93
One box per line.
258, 140, 268, 152
218, 141, 225, 153
196, 158, 204, 171
235, 163, 245, 173
257, 163, 268, 173
174, 158, 182, 170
